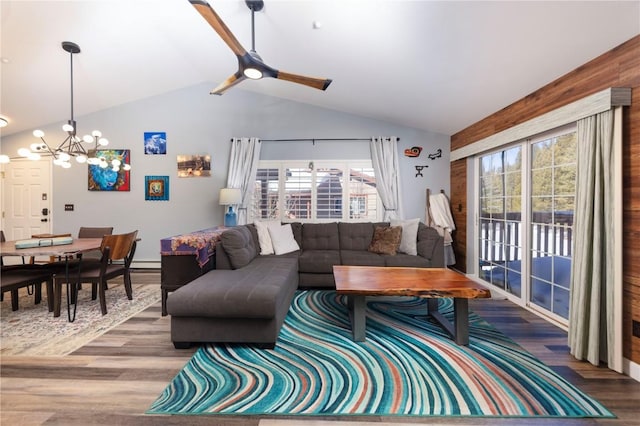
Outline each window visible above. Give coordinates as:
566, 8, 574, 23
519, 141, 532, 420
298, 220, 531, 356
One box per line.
251, 161, 379, 222
477, 126, 576, 323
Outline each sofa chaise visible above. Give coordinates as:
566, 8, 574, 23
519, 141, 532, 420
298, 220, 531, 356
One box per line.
167, 221, 444, 348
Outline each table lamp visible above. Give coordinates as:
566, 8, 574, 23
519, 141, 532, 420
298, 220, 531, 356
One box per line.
219, 188, 242, 227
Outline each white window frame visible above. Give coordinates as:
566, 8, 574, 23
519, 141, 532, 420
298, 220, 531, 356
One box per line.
474, 124, 576, 327
250, 160, 381, 223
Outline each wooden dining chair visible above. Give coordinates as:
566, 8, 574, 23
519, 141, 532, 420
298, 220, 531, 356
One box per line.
1, 230, 53, 309
1, 230, 35, 268
53, 230, 139, 316
78, 227, 114, 238
1, 268, 54, 311
75, 226, 115, 266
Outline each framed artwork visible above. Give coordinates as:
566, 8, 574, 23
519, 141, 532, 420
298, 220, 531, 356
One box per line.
145, 176, 169, 201
177, 154, 211, 178
88, 149, 131, 191
144, 132, 167, 155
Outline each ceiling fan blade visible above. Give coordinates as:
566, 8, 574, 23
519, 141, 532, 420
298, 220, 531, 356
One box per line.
210, 72, 246, 95
189, 0, 247, 57
276, 71, 333, 91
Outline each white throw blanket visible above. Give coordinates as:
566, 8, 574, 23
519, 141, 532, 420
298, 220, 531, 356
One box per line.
428, 193, 456, 265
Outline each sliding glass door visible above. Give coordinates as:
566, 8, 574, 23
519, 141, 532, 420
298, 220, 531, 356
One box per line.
477, 127, 576, 324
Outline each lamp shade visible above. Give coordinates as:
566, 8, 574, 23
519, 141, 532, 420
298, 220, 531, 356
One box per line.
219, 188, 242, 205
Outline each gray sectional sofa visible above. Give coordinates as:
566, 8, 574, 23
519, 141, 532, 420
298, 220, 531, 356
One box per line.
167, 221, 444, 349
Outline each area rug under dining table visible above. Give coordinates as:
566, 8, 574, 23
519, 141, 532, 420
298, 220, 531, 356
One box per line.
147, 290, 613, 418
1, 281, 160, 356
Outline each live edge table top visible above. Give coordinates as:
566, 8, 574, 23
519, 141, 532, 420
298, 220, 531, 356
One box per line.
333, 265, 491, 344
333, 265, 491, 300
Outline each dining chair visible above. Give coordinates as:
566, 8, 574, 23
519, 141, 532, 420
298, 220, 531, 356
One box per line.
1, 230, 35, 268
46, 225, 115, 282
1, 264, 54, 311
77, 226, 114, 262
78, 227, 114, 238
53, 230, 139, 316
1, 230, 52, 309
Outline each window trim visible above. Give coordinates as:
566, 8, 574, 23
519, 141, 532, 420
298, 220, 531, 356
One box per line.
452, 87, 630, 161
474, 123, 576, 326
251, 159, 381, 223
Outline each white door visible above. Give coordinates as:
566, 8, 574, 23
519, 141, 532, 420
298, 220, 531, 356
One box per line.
1, 160, 52, 240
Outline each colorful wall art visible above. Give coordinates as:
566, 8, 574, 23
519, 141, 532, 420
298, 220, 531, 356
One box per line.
88, 149, 131, 191
145, 175, 169, 201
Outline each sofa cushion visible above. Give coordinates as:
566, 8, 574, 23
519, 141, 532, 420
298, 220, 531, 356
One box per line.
384, 253, 431, 267
391, 218, 420, 255
220, 226, 257, 269
368, 225, 402, 255
417, 224, 441, 260
302, 223, 340, 250
289, 222, 303, 247
338, 222, 375, 251
268, 224, 301, 255
298, 249, 341, 273
340, 250, 385, 267
167, 257, 298, 319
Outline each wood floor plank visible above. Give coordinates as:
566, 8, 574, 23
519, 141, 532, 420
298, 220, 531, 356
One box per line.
1, 270, 639, 426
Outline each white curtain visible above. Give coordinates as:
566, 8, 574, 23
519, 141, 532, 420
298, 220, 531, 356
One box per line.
227, 137, 261, 225
370, 137, 402, 221
568, 109, 623, 373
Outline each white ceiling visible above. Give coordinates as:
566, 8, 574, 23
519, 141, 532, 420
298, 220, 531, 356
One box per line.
1, 0, 639, 137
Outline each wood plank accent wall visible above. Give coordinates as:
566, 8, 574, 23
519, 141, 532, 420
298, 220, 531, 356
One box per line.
450, 35, 640, 365
450, 159, 467, 273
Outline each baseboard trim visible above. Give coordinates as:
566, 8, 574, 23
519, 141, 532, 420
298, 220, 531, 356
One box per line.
624, 358, 640, 382
131, 260, 161, 269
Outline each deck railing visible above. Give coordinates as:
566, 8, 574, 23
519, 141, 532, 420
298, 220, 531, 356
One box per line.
479, 211, 573, 263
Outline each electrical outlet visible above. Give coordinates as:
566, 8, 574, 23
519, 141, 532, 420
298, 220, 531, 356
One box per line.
64, 204, 74, 211
633, 320, 640, 338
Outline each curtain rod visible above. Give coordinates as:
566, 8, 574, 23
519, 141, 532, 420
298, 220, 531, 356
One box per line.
230, 137, 400, 144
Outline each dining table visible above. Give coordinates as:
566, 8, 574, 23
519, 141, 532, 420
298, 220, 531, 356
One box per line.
0, 237, 103, 321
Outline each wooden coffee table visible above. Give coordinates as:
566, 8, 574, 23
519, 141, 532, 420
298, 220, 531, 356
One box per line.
333, 265, 491, 345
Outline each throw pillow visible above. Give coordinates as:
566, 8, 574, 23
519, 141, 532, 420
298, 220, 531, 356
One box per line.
220, 226, 257, 269
268, 224, 301, 255
368, 225, 402, 255
254, 220, 280, 255
390, 218, 420, 255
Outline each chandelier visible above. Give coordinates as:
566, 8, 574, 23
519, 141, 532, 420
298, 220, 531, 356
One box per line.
3, 41, 130, 171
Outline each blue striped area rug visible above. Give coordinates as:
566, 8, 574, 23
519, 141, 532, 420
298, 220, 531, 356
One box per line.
148, 290, 613, 418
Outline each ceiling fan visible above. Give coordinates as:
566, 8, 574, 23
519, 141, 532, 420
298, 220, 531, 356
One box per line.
189, 0, 333, 95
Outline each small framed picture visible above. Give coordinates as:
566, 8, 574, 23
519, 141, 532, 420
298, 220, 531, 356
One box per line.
177, 154, 211, 178
145, 176, 169, 201
144, 132, 167, 155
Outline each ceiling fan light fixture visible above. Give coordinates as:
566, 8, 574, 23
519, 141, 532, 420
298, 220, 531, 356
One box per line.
243, 67, 263, 79
190, 0, 331, 94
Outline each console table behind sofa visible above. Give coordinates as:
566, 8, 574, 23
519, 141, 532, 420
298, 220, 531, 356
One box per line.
160, 226, 226, 316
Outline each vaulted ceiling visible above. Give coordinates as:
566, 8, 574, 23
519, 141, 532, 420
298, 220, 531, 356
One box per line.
1, 0, 638, 137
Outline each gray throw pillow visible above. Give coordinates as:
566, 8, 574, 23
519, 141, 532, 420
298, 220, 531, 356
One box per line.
221, 226, 257, 269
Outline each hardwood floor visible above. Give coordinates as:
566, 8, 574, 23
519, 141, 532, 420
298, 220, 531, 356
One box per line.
1, 270, 639, 426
